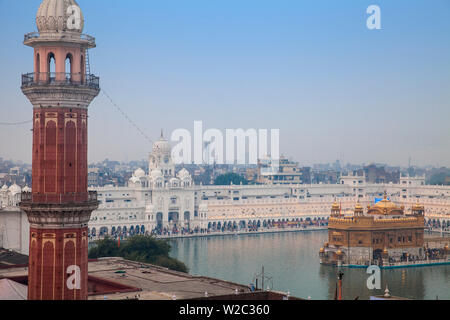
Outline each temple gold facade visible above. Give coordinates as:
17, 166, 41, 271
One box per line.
319, 195, 431, 266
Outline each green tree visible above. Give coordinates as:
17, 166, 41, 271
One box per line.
214, 173, 248, 186
88, 235, 188, 273
427, 168, 450, 185
88, 236, 118, 259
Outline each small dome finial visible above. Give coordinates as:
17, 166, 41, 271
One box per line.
384, 285, 391, 298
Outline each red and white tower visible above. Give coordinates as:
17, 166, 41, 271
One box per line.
19, 0, 99, 300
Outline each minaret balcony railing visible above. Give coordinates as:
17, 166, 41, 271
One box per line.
22, 72, 100, 90
24, 32, 95, 44
20, 191, 98, 204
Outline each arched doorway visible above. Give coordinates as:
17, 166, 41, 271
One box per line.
99, 227, 108, 236
47, 52, 56, 83
156, 212, 163, 230
65, 53, 73, 82
184, 211, 190, 229
169, 212, 179, 226
35, 53, 40, 81
373, 249, 383, 264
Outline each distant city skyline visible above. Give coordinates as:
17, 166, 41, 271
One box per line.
0, 154, 442, 172
1, 0, 449, 167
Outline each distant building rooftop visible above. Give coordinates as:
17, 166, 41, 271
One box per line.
0, 248, 28, 268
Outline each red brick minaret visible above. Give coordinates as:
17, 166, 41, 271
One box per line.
20, 0, 99, 300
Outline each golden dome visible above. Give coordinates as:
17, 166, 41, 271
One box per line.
319, 247, 324, 253
445, 244, 449, 251
383, 247, 388, 254
368, 194, 404, 215
336, 249, 342, 255
331, 201, 340, 210
324, 242, 329, 248
413, 202, 424, 210
354, 202, 364, 215
373, 198, 397, 210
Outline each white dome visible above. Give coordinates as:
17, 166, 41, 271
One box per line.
177, 168, 191, 180
134, 168, 145, 178
129, 176, 140, 184
150, 169, 163, 180
23, 186, 31, 192
152, 132, 171, 155
36, 0, 84, 33
9, 184, 22, 195
1, 185, 8, 192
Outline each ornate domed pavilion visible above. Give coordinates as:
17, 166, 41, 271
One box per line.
320, 194, 428, 267
367, 194, 404, 216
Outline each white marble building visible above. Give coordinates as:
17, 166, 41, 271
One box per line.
0, 184, 30, 254
2, 134, 450, 253
87, 135, 450, 238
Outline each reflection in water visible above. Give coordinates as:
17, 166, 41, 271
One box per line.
169, 231, 450, 300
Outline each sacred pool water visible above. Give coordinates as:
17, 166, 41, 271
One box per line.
169, 230, 450, 300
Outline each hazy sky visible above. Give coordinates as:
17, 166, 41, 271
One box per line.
0, 0, 449, 167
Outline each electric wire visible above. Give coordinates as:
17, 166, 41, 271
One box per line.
101, 89, 154, 146
0, 120, 33, 126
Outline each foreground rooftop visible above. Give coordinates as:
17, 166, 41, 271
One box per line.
0, 255, 272, 300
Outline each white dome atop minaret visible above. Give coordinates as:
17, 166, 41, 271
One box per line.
36, 0, 84, 33
152, 130, 171, 155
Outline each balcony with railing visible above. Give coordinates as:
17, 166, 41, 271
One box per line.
22, 72, 100, 90
20, 191, 98, 205
24, 32, 96, 47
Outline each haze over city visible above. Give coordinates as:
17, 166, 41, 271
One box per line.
1, 0, 450, 305
1, 0, 449, 166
